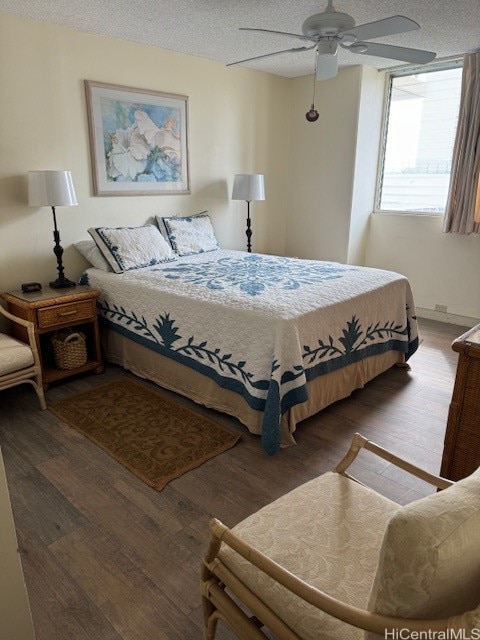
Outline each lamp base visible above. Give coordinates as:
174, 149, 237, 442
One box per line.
49, 277, 76, 289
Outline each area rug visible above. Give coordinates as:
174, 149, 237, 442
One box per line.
49, 377, 240, 490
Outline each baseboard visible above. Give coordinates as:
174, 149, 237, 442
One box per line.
416, 307, 479, 328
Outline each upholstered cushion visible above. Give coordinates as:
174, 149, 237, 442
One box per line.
74, 240, 111, 271
219, 472, 399, 640
158, 212, 218, 256
367, 467, 480, 633
0, 333, 34, 375
88, 224, 177, 273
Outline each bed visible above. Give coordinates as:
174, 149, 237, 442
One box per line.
81, 249, 418, 454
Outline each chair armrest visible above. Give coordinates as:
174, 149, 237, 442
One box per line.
0, 304, 40, 366
204, 518, 466, 636
0, 304, 35, 330
335, 433, 454, 490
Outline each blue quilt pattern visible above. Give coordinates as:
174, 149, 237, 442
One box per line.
96, 301, 418, 454
82, 251, 419, 454
156, 253, 351, 296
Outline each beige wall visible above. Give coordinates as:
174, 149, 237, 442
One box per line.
0, 13, 290, 292
285, 66, 362, 262
347, 66, 384, 266
366, 213, 480, 321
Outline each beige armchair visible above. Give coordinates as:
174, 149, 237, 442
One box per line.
201, 433, 480, 640
0, 305, 46, 410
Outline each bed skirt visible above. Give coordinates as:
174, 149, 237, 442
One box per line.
102, 328, 403, 448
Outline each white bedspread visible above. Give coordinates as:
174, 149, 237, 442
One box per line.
81, 250, 418, 453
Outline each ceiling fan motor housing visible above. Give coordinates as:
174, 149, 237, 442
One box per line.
302, 11, 355, 38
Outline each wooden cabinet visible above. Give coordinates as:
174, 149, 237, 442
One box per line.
1, 286, 103, 389
441, 323, 480, 481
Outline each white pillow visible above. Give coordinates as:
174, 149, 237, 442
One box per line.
158, 212, 218, 256
88, 224, 177, 273
74, 240, 111, 271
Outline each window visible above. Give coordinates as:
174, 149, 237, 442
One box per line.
377, 64, 463, 213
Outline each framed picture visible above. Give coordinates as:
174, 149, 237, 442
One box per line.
85, 80, 190, 196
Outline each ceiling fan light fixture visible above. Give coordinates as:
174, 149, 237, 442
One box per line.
316, 46, 338, 80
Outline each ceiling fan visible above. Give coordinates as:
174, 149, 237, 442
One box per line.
228, 0, 436, 81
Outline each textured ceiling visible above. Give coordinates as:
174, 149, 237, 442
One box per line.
1, 0, 479, 78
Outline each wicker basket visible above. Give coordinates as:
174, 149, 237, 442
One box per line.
51, 331, 87, 370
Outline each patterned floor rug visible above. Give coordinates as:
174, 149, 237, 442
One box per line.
49, 377, 240, 490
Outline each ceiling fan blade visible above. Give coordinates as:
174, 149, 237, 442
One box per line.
351, 42, 436, 64
239, 28, 313, 42
316, 50, 338, 81
339, 15, 419, 42
227, 45, 315, 67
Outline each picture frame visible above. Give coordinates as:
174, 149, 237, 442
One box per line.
85, 80, 190, 196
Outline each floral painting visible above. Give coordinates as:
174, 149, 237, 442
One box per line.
85, 81, 190, 196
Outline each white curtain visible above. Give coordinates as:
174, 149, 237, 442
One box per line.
444, 51, 480, 234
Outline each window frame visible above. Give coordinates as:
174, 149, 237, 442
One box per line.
374, 58, 463, 216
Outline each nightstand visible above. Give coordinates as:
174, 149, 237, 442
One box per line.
1, 286, 104, 389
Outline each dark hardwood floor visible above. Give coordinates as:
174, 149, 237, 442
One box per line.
0, 318, 464, 640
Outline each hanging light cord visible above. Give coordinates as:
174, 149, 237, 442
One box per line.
305, 50, 320, 122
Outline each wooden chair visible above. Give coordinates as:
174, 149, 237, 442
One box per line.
0, 305, 46, 410
201, 433, 480, 640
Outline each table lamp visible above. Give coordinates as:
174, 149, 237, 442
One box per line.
28, 170, 78, 289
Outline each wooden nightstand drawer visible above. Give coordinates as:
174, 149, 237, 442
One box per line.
37, 300, 95, 328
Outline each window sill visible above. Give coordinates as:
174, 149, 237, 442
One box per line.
372, 210, 444, 218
